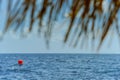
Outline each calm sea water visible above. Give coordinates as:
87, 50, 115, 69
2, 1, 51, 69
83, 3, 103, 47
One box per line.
0, 54, 120, 80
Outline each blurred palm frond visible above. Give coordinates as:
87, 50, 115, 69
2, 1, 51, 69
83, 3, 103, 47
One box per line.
0, 0, 120, 50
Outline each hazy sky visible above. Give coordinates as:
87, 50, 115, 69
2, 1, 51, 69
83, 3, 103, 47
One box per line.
0, 29, 119, 53
0, 0, 120, 53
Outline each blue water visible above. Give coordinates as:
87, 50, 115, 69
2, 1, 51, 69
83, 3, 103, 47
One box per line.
0, 54, 120, 80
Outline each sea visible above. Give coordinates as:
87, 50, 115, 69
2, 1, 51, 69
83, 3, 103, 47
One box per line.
0, 54, 120, 80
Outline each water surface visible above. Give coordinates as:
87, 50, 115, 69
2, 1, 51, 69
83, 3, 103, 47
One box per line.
0, 54, 119, 80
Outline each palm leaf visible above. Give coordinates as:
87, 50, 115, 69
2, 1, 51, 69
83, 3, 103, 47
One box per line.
0, 0, 120, 50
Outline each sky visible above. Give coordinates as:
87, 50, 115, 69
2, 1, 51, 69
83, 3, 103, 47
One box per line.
0, 28, 119, 53
0, 0, 120, 53
0, 20, 120, 54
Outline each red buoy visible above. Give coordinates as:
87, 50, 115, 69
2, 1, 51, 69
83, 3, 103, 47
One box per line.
18, 60, 23, 65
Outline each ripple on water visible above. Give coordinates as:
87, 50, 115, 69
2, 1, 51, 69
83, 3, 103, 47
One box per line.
0, 54, 119, 80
